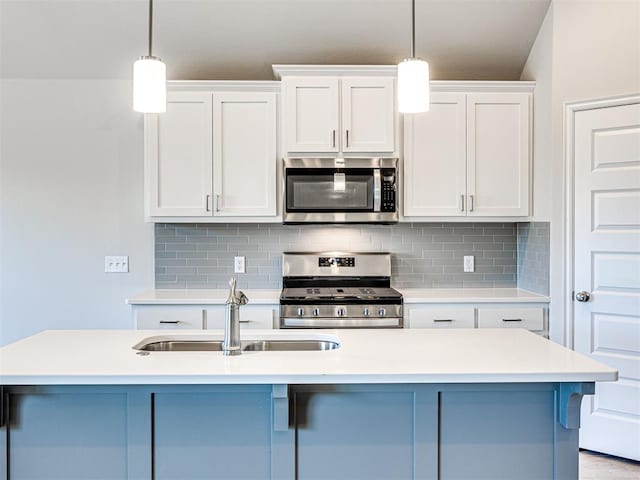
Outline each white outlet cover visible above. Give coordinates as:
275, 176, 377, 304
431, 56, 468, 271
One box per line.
463, 255, 475, 273
234, 256, 246, 274
105, 256, 129, 273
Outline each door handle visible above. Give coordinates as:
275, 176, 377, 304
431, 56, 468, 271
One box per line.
215, 194, 220, 212
575, 291, 591, 302
332, 130, 336, 149
205, 194, 212, 212
460, 195, 465, 212
469, 194, 474, 212
346, 129, 350, 148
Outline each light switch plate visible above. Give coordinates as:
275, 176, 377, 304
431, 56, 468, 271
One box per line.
234, 256, 246, 274
105, 256, 129, 273
463, 255, 474, 273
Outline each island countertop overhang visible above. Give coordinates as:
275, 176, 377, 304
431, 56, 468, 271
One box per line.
0, 329, 617, 386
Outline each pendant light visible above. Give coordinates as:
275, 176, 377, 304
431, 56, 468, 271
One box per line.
397, 0, 430, 113
133, 0, 166, 113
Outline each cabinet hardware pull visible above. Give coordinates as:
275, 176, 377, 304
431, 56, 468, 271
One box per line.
460, 195, 465, 212
239, 320, 250, 324
469, 194, 474, 212
205, 194, 212, 212
433, 319, 454, 322
346, 129, 350, 148
215, 194, 220, 212
502, 318, 523, 322
159, 320, 181, 324
332, 130, 336, 148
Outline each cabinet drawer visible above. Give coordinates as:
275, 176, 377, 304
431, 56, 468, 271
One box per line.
135, 307, 204, 330
205, 306, 275, 330
408, 307, 475, 329
477, 307, 544, 331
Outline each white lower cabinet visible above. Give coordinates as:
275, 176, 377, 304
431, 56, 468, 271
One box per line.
134, 306, 205, 330
477, 307, 544, 331
408, 306, 475, 329
406, 303, 548, 335
132, 305, 277, 330
204, 306, 276, 330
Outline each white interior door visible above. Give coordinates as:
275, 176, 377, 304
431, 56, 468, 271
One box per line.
574, 100, 640, 460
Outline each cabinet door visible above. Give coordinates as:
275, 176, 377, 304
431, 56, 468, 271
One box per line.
466, 93, 530, 217
147, 92, 213, 217
283, 77, 339, 153
404, 93, 467, 216
212, 92, 277, 216
341, 77, 395, 152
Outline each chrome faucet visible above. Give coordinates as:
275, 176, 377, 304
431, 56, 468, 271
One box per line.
223, 277, 248, 356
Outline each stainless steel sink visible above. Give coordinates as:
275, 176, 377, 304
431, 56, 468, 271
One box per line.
133, 337, 340, 352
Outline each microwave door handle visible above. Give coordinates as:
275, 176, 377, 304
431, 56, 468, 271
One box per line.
373, 169, 382, 212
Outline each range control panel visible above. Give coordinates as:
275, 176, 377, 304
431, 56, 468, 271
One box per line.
319, 257, 356, 268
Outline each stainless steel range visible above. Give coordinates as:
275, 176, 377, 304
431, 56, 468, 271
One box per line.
279, 252, 403, 328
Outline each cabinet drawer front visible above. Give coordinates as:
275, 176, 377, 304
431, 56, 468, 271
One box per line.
477, 307, 543, 331
205, 307, 275, 330
408, 307, 475, 329
135, 307, 204, 330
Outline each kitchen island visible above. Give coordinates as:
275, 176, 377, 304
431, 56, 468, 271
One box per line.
0, 329, 616, 480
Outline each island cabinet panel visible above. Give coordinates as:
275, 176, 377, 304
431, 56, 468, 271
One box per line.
3, 392, 129, 479
153, 391, 273, 479
292, 385, 439, 480
440, 389, 555, 480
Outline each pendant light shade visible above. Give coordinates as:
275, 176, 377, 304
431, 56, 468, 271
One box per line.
397, 0, 430, 113
133, 0, 166, 113
398, 58, 429, 113
133, 56, 166, 113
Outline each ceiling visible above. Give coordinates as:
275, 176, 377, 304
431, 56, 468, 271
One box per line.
0, 0, 551, 81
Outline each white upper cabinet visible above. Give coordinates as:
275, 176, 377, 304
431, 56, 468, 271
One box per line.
283, 76, 395, 154
145, 84, 279, 222
147, 92, 213, 217
466, 93, 530, 217
213, 92, 277, 217
404, 92, 467, 216
283, 77, 339, 153
403, 85, 532, 220
341, 77, 395, 153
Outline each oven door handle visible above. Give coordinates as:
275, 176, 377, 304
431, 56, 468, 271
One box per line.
373, 169, 382, 212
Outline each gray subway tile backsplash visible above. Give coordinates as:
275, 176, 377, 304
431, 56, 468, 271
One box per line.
154, 222, 550, 291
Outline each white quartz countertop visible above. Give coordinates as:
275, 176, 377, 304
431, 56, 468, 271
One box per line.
126, 288, 548, 305
0, 329, 615, 386
126, 289, 282, 305
398, 288, 549, 303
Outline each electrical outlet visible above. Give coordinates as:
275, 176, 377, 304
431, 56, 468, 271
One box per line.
463, 255, 474, 273
105, 256, 129, 273
234, 256, 246, 274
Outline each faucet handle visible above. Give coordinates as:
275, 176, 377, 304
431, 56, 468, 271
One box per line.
226, 277, 249, 305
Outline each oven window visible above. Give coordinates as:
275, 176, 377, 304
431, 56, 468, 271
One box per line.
286, 173, 373, 211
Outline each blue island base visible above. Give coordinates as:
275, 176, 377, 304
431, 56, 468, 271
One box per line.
0, 382, 593, 480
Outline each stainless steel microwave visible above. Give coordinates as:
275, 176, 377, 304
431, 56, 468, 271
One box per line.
283, 157, 399, 224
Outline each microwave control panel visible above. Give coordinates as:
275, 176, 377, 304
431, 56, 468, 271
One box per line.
381, 170, 396, 212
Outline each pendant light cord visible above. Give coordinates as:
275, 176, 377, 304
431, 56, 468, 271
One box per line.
411, 0, 416, 58
148, 0, 154, 57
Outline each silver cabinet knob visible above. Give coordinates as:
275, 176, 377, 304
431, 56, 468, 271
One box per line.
297, 307, 305, 317
337, 308, 346, 317
312, 308, 320, 317
575, 291, 591, 302
378, 308, 386, 317
363, 308, 370, 317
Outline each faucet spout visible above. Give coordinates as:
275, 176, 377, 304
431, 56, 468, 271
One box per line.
223, 277, 248, 356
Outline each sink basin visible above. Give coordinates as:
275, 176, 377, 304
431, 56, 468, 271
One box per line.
133, 336, 340, 352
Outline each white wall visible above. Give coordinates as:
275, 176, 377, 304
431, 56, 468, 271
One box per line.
521, 0, 640, 344
0, 79, 154, 346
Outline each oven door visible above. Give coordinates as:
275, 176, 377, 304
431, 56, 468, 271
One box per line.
283, 158, 397, 223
